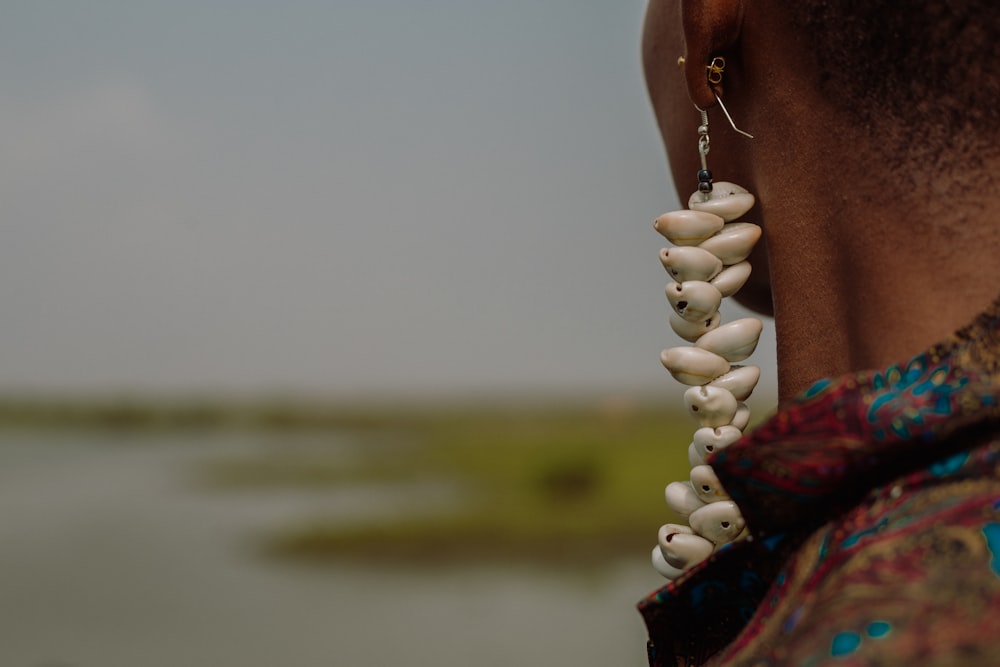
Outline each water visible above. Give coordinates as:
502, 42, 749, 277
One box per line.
0, 431, 655, 667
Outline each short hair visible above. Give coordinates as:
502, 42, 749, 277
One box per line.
779, 0, 1000, 153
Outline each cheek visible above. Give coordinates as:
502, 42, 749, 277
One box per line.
643, 1, 691, 192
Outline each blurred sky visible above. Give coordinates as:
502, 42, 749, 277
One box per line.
0, 0, 775, 400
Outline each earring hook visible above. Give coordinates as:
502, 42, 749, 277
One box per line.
713, 93, 754, 139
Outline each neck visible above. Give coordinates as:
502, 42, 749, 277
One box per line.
756, 149, 1000, 401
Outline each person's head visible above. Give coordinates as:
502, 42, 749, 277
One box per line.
643, 0, 1000, 191
642, 0, 1000, 392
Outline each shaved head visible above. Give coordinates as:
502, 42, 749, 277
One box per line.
778, 0, 1000, 157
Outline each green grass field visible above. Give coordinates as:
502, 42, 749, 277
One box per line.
0, 397, 710, 567
197, 401, 697, 567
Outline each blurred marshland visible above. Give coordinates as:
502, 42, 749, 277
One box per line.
0, 394, 724, 666
0, 395, 696, 565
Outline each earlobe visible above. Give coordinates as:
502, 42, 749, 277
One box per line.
681, 0, 745, 108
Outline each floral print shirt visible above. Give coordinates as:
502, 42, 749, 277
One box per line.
639, 300, 1000, 666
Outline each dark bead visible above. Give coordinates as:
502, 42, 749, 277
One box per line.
698, 181, 712, 193
698, 169, 713, 182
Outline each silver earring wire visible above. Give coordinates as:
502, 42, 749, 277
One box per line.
713, 93, 754, 139
697, 107, 710, 172
694, 95, 752, 201
695, 106, 712, 201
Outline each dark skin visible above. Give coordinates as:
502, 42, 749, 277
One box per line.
643, 0, 1000, 400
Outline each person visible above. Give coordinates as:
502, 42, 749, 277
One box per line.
637, 1, 1000, 665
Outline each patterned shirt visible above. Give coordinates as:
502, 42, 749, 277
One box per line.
639, 300, 1000, 666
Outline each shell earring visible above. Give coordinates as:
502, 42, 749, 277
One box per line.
650, 87, 763, 580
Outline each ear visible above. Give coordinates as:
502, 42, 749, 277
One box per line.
681, 0, 745, 109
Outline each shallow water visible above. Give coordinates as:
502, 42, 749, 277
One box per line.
0, 431, 655, 667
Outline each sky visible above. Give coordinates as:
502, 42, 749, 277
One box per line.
0, 0, 776, 402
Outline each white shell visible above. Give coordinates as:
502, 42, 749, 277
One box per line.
688, 182, 755, 222
688, 442, 706, 467
688, 500, 746, 545
658, 524, 714, 569
653, 209, 726, 246
732, 403, 751, 431
664, 480, 706, 519
659, 246, 723, 283
683, 385, 738, 428
692, 425, 743, 461
710, 261, 752, 298
698, 222, 762, 265
695, 318, 763, 362
660, 347, 730, 385
708, 365, 761, 402
665, 281, 723, 323
651, 545, 685, 580
669, 311, 721, 343
690, 464, 731, 503
658, 522, 694, 537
